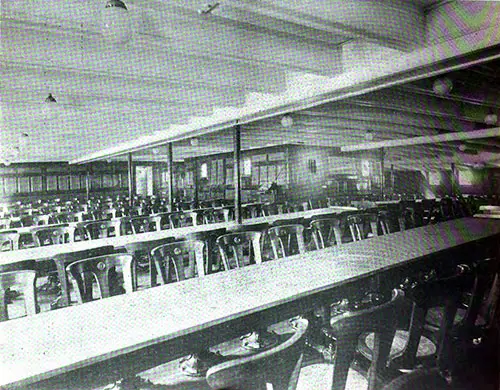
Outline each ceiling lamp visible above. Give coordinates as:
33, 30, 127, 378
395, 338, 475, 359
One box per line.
102, 0, 132, 44
281, 114, 294, 128
484, 110, 498, 126
432, 77, 453, 95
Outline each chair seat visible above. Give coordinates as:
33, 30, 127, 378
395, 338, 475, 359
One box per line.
358, 330, 436, 362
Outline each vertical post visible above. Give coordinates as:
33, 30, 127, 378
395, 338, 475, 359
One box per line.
167, 143, 174, 212
234, 125, 242, 224
450, 163, 458, 196
85, 168, 90, 202
390, 164, 395, 195
379, 148, 385, 199
193, 158, 199, 208
127, 152, 134, 206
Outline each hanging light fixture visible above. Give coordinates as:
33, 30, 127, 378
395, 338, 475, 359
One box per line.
432, 77, 453, 95
281, 114, 294, 128
484, 109, 498, 126
102, 0, 132, 44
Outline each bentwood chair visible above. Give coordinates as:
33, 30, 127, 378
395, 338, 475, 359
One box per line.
127, 215, 161, 235
169, 212, 194, 229
266, 224, 306, 260
216, 231, 263, 270
0, 231, 20, 251
347, 213, 379, 241
66, 253, 135, 304
206, 318, 309, 390
123, 237, 176, 288
357, 261, 483, 374
398, 207, 416, 231
0, 270, 38, 321
150, 240, 206, 285
310, 218, 343, 249
302, 289, 406, 390
51, 246, 116, 308
82, 220, 121, 240
32, 226, 74, 246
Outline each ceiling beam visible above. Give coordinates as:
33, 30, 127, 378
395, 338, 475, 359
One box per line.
341, 127, 500, 152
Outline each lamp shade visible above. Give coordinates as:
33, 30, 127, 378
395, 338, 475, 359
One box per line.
484, 112, 498, 126
432, 77, 453, 95
281, 114, 293, 128
102, 0, 132, 44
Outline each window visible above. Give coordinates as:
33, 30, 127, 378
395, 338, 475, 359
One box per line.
200, 163, 208, 179
243, 158, 252, 176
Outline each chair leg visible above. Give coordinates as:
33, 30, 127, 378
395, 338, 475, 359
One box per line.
368, 330, 395, 390
331, 338, 357, 390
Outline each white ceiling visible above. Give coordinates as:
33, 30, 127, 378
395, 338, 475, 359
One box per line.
1, 0, 500, 169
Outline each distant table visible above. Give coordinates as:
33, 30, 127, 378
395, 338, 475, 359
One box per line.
1, 218, 499, 389
474, 213, 500, 219
0, 207, 356, 267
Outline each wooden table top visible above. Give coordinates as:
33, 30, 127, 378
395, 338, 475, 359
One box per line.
474, 213, 500, 219
0, 207, 355, 266
1, 217, 499, 388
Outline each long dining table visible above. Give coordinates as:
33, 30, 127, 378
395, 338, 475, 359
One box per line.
0, 206, 356, 267
1, 217, 499, 389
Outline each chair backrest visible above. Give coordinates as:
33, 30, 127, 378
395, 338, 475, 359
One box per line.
128, 216, 160, 235
66, 253, 135, 303
150, 240, 205, 285
216, 231, 263, 270
123, 237, 176, 288
329, 289, 406, 390
169, 212, 193, 229
32, 226, 74, 246
398, 207, 416, 231
346, 213, 378, 241
82, 220, 121, 240
0, 270, 38, 321
310, 218, 342, 249
267, 224, 306, 259
0, 231, 20, 251
32, 214, 52, 226
52, 246, 116, 308
206, 318, 309, 390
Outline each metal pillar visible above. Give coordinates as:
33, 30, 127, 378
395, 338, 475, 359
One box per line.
127, 153, 134, 206
234, 125, 242, 224
167, 143, 174, 212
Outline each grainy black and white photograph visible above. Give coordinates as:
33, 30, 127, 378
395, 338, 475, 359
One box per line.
1, 1, 500, 389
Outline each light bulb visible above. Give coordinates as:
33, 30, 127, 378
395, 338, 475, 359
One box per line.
281, 114, 293, 128
432, 77, 453, 95
102, 0, 132, 44
484, 112, 498, 126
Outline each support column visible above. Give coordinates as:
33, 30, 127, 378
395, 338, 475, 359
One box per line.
379, 148, 385, 199
451, 163, 459, 196
85, 168, 90, 202
234, 125, 242, 224
127, 153, 135, 206
193, 158, 199, 208
167, 143, 174, 212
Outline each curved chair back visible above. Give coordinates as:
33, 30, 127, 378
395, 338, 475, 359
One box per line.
347, 213, 378, 241
310, 218, 343, 249
128, 215, 160, 235
32, 226, 74, 246
206, 318, 309, 390
66, 253, 135, 303
329, 289, 406, 390
267, 224, 306, 259
0, 231, 20, 251
0, 270, 38, 321
216, 231, 262, 270
169, 212, 193, 229
123, 237, 176, 288
398, 207, 416, 231
150, 240, 205, 284
82, 220, 121, 240
52, 246, 116, 308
